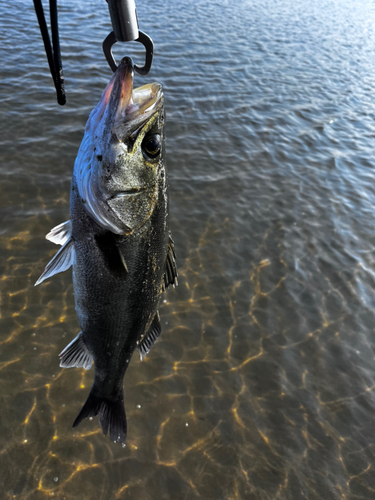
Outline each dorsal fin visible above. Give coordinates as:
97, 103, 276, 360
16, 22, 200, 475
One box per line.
138, 312, 161, 361
35, 237, 75, 286
46, 220, 72, 245
164, 234, 178, 290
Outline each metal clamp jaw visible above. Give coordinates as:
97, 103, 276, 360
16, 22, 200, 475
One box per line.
104, 0, 154, 75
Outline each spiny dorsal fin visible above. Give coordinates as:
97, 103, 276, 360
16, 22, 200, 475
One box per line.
59, 332, 93, 370
46, 220, 72, 246
164, 234, 178, 290
35, 237, 75, 286
138, 311, 161, 361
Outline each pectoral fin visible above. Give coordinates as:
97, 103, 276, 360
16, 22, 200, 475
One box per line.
138, 311, 161, 361
117, 246, 128, 273
35, 237, 75, 286
46, 220, 72, 245
163, 234, 178, 290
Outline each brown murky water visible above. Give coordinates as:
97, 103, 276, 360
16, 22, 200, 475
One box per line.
2, 0, 375, 498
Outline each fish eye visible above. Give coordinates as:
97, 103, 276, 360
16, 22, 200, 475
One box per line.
142, 134, 161, 160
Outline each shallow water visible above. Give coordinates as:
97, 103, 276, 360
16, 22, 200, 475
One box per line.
2, 0, 375, 498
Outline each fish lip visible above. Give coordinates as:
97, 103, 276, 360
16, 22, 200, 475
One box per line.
109, 188, 146, 199
114, 57, 134, 115
111, 58, 163, 131
118, 84, 163, 125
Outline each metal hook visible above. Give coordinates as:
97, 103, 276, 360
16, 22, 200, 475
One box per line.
103, 30, 154, 76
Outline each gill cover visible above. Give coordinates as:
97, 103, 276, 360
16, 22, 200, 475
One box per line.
74, 57, 164, 234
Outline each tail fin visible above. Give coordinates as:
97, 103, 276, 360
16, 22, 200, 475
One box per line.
72, 386, 127, 443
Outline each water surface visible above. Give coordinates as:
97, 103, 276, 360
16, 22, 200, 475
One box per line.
1, 0, 375, 498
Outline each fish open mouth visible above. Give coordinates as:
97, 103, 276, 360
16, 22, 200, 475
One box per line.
110, 57, 163, 139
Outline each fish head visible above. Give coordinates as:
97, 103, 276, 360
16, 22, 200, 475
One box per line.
74, 57, 165, 234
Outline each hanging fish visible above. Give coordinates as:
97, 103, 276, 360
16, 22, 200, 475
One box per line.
35, 57, 177, 444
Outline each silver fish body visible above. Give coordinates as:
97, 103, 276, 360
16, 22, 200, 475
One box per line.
36, 58, 177, 443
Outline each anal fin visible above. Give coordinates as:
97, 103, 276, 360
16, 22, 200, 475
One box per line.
59, 332, 93, 370
164, 234, 178, 290
138, 311, 161, 361
35, 237, 75, 286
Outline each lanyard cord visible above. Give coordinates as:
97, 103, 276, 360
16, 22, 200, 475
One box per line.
33, 0, 66, 105
33, 0, 153, 105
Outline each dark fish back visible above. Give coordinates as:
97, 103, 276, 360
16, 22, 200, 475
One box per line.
71, 176, 168, 384
69, 175, 169, 442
